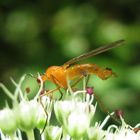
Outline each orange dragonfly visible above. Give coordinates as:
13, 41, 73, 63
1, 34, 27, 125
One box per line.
40, 40, 125, 89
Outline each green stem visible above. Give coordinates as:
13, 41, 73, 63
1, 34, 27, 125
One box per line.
62, 128, 70, 140
0, 83, 15, 100
26, 130, 35, 140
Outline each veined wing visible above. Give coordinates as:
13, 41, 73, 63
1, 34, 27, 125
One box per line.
63, 39, 125, 68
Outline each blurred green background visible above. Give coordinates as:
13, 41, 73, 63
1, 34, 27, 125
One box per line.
0, 0, 140, 126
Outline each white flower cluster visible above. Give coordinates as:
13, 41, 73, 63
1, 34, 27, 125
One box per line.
0, 75, 140, 140
0, 75, 51, 140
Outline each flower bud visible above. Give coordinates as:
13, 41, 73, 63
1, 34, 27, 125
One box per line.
45, 126, 62, 140
66, 112, 90, 138
86, 87, 94, 95
36, 107, 46, 129
17, 100, 40, 131
54, 101, 75, 124
54, 100, 96, 139
115, 109, 124, 119
87, 127, 105, 140
0, 108, 17, 135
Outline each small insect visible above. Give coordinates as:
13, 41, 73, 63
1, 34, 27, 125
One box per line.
40, 40, 125, 89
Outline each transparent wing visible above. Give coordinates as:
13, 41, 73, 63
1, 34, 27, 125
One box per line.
63, 39, 125, 68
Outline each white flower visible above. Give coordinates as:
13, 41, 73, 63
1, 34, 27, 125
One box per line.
54, 100, 75, 124
16, 100, 41, 131
88, 126, 106, 140
36, 105, 47, 129
66, 112, 90, 138
105, 129, 140, 140
45, 126, 62, 140
0, 108, 17, 135
54, 100, 96, 138
105, 117, 140, 140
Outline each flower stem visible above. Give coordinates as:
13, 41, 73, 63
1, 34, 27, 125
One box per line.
0, 83, 15, 100
26, 130, 35, 140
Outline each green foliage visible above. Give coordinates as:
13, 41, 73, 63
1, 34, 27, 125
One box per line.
0, 0, 140, 125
